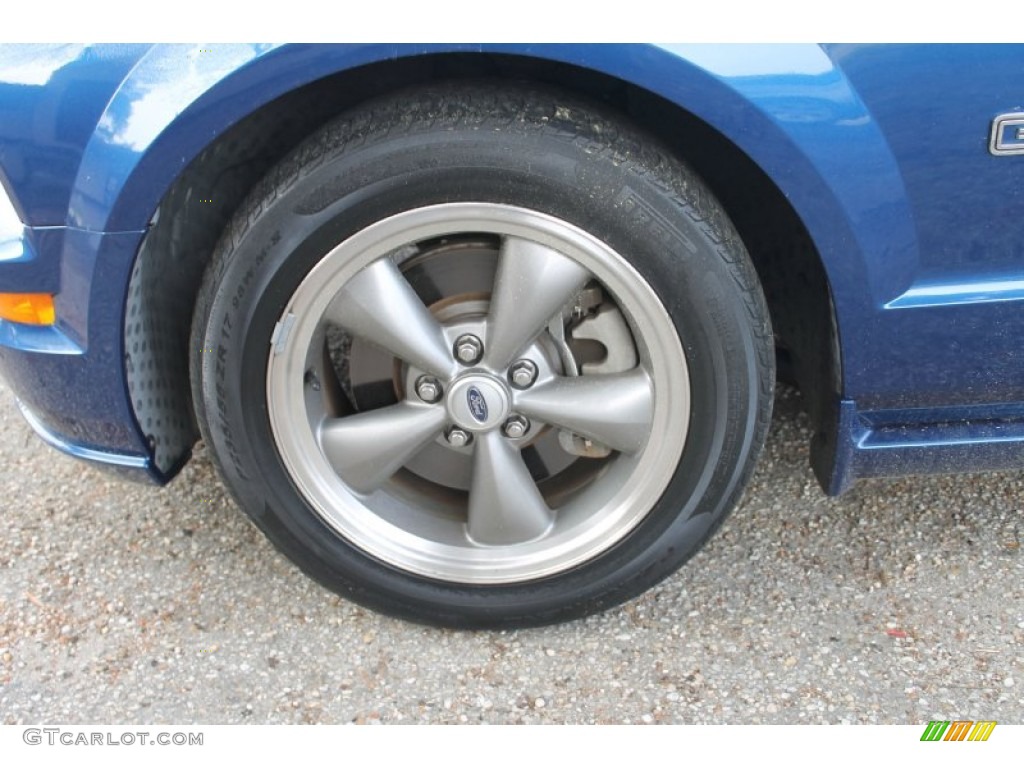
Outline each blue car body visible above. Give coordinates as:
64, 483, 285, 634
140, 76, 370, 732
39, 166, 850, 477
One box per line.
2, 43, 1023, 494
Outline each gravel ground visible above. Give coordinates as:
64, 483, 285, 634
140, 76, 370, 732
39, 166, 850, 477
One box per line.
0, 377, 1021, 724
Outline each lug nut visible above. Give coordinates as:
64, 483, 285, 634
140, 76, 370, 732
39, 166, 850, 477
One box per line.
502, 415, 530, 439
454, 334, 484, 365
508, 359, 538, 389
415, 375, 442, 403
445, 427, 472, 448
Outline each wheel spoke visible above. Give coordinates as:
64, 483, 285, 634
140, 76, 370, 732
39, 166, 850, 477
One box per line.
320, 402, 446, 494
326, 259, 455, 379
483, 236, 590, 370
467, 431, 554, 545
514, 369, 654, 455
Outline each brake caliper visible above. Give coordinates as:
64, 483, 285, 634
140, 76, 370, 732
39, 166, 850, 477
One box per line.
554, 285, 639, 458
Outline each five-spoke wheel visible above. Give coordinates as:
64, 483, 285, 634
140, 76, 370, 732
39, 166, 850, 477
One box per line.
266, 204, 688, 582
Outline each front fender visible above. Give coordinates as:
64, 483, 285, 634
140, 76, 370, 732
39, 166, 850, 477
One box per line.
76, 43, 916, 388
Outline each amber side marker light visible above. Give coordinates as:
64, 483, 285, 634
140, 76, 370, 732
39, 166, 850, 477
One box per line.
0, 293, 56, 325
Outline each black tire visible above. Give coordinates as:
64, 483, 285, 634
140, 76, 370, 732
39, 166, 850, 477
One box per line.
190, 82, 774, 628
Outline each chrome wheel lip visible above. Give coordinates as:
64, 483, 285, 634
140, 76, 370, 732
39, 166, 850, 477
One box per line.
266, 203, 690, 584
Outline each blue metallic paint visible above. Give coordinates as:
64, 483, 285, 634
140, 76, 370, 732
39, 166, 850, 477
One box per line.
0, 229, 148, 455
1, 43, 1023, 492
16, 397, 148, 470
0, 44, 150, 225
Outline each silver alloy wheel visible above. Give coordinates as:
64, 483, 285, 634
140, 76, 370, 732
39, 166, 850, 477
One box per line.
266, 203, 689, 583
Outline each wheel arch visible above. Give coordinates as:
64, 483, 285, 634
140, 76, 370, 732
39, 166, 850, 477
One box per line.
113, 44, 908, 489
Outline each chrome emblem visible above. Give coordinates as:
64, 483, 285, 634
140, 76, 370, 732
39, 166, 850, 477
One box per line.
990, 112, 1024, 156
466, 386, 488, 423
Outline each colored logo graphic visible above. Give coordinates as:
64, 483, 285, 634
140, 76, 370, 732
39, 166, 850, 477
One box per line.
920, 721, 996, 741
467, 386, 488, 423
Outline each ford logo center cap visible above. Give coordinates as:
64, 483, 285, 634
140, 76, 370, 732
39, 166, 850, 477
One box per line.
447, 376, 510, 432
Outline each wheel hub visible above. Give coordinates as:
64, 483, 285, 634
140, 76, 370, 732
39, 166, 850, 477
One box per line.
446, 374, 511, 432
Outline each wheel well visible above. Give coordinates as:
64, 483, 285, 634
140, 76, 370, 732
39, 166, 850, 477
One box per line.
125, 52, 837, 477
